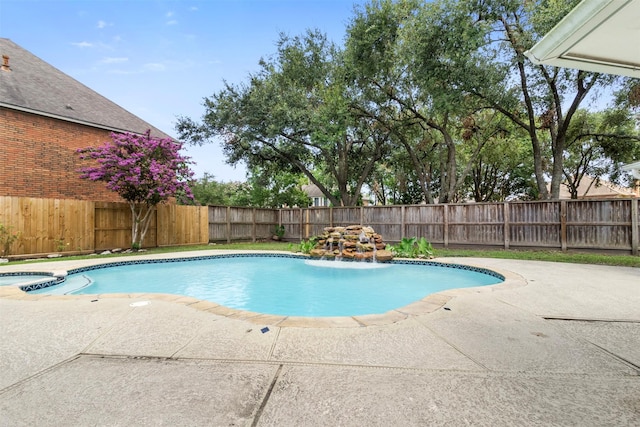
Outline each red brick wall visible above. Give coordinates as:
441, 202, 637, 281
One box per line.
0, 107, 124, 201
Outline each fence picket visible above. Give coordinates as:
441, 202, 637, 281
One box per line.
1, 197, 638, 256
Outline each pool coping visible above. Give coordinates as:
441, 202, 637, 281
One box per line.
0, 250, 528, 328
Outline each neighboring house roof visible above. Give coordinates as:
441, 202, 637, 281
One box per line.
302, 183, 327, 198
0, 38, 171, 139
554, 175, 637, 199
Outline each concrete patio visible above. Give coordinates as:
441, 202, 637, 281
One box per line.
1, 252, 639, 426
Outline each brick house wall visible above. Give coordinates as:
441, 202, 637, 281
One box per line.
0, 107, 123, 202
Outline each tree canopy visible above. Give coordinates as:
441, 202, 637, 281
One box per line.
177, 0, 639, 206
178, 30, 389, 206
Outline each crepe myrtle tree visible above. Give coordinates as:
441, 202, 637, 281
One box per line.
78, 130, 195, 250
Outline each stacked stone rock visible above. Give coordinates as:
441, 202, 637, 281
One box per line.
309, 225, 393, 261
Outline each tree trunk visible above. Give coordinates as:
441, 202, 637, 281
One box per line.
130, 203, 156, 250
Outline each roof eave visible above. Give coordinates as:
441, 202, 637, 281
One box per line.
525, 54, 640, 79
524, 0, 640, 78
0, 102, 175, 139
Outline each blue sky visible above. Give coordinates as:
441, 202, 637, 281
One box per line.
0, 0, 366, 181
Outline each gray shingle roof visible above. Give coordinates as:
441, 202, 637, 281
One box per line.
302, 183, 326, 198
0, 38, 171, 139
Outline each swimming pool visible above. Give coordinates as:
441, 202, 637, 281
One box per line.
25, 254, 503, 317
0, 272, 62, 288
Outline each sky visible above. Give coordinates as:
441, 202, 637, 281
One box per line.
0, 0, 367, 181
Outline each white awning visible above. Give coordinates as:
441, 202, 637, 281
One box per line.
525, 0, 640, 78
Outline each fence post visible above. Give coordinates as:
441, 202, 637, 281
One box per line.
401, 205, 405, 240
631, 198, 639, 256
329, 206, 333, 227
560, 200, 567, 251
226, 206, 231, 244
252, 208, 256, 243
443, 204, 449, 248
504, 202, 510, 250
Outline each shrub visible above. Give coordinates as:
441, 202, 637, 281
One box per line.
388, 237, 434, 258
291, 237, 318, 254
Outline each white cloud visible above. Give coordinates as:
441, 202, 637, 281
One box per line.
97, 20, 107, 29
144, 63, 166, 72
100, 57, 128, 64
108, 69, 137, 75
165, 10, 177, 25
189, 6, 198, 12
71, 41, 93, 48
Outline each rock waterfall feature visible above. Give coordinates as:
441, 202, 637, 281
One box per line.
309, 225, 393, 261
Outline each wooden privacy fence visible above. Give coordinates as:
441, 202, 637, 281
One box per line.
277, 199, 639, 255
1, 196, 638, 256
208, 206, 279, 243
0, 196, 209, 256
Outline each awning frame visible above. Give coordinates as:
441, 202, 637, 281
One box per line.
525, 0, 640, 78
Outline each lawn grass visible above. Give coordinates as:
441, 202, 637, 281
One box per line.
3, 241, 638, 268
433, 247, 640, 268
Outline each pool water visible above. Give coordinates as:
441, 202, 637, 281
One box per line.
0, 274, 55, 286
29, 256, 503, 317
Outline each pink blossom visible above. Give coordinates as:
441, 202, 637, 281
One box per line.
77, 130, 195, 205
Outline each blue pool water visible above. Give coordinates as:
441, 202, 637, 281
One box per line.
0, 274, 56, 286
28, 255, 503, 317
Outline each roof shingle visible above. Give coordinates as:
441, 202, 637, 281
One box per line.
0, 38, 171, 139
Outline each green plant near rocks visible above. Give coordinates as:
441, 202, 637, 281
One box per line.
388, 237, 434, 259
291, 237, 318, 254
0, 223, 20, 256
416, 237, 434, 258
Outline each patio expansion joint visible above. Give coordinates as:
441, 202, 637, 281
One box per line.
542, 317, 640, 374
351, 316, 368, 327
414, 317, 490, 371
543, 316, 640, 324
10, 352, 635, 383
586, 342, 640, 375
0, 354, 82, 396
169, 321, 220, 359
79, 304, 143, 355
267, 327, 282, 360
542, 318, 640, 375
250, 363, 283, 427
63, 353, 499, 376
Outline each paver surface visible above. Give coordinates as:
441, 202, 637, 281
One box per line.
1, 252, 639, 426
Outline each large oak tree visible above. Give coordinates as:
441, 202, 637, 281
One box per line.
177, 30, 390, 206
